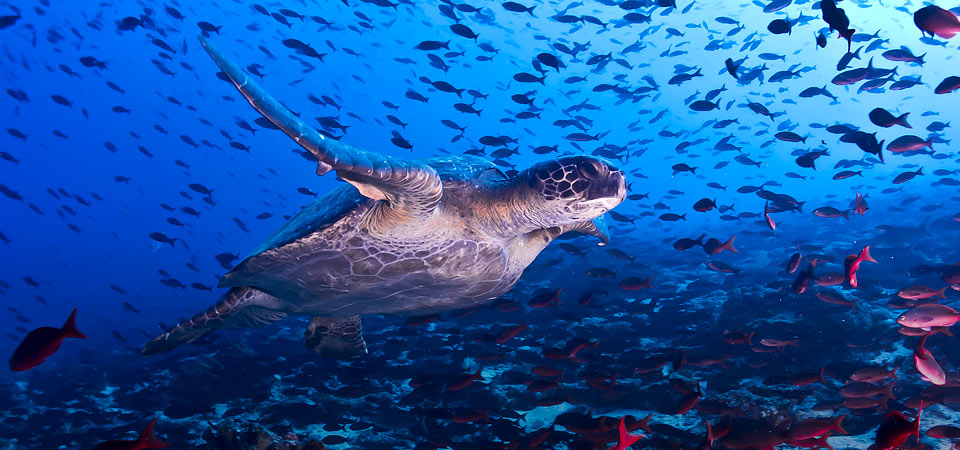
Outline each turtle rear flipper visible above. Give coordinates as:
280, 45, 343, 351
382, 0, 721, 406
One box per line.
305, 316, 367, 359
142, 287, 287, 356
199, 36, 442, 220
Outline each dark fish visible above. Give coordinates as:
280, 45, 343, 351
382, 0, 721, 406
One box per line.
149, 232, 178, 247
868, 108, 910, 128
503, 2, 535, 15
450, 23, 478, 41
415, 40, 449, 51
767, 19, 792, 35
197, 21, 222, 34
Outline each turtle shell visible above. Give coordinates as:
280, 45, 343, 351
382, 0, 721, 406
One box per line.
246, 155, 506, 258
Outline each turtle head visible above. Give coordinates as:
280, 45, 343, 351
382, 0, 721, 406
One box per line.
523, 156, 626, 225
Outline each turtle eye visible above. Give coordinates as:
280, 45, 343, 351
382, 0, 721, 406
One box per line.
579, 160, 602, 177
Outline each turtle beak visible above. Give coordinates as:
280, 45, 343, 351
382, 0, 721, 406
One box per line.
586, 168, 626, 211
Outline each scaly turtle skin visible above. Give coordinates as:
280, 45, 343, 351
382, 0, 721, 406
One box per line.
142, 37, 626, 358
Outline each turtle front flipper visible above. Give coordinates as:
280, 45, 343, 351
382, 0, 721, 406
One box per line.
199, 37, 442, 220
305, 316, 367, 359
142, 287, 287, 355
561, 215, 610, 245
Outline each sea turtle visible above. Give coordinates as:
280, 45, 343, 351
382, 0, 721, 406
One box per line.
142, 37, 626, 358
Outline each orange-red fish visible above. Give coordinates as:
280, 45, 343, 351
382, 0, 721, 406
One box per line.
9, 308, 86, 371
90, 418, 169, 450
844, 245, 876, 288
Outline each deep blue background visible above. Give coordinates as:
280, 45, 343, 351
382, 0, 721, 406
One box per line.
1, 0, 958, 380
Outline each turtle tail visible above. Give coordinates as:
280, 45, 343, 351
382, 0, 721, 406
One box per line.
142, 286, 276, 355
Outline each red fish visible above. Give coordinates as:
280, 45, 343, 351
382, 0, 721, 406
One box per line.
914, 335, 946, 385
707, 261, 740, 274
873, 401, 922, 450
787, 415, 846, 440
526, 377, 559, 392
674, 380, 702, 415
528, 288, 563, 308
532, 365, 563, 377
914, 5, 960, 38
626, 414, 653, 434
446, 369, 484, 391
687, 354, 732, 370
91, 418, 169, 450
855, 193, 868, 215
527, 425, 553, 447
792, 261, 817, 294
450, 409, 491, 424
697, 420, 715, 450
618, 276, 652, 290
816, 290, 857, 311
9, 308, 87, 371
790, 368, 827, 386
607, 416, 644, 450
896, 285, 947, 300
896, 304, 960, 329
764, 201, 776, 230
789, 435, 833, 449
850, 366, 899, 383
495, 323, 528, 344
723, 330, 754, 345
703, 235, 737, 255
844, 245, 876, 288
786, 246, 802, 273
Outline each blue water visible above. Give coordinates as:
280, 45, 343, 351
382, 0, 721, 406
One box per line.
2, 0, 959, 448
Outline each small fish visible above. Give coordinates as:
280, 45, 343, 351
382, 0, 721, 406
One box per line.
149, 232, 178, 247
90, 418, 169, 450
9, 308, 87, 371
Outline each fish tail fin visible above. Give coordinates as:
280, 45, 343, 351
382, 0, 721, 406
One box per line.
137, 419, 170, 449
887, 366, 899, 380
859, 246, 876, 264
61, 308, 87, 339
818, 367, 827, 385
936, 287, 947, 299
724, 235, 737, 253
168, 238, 178, 247
833, 414, 847, 434
820, 435, 836, 450
899, 113, 911, 128
915, 400, 924, 443
884, 382, 896, 400
747, 330, 755, 346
